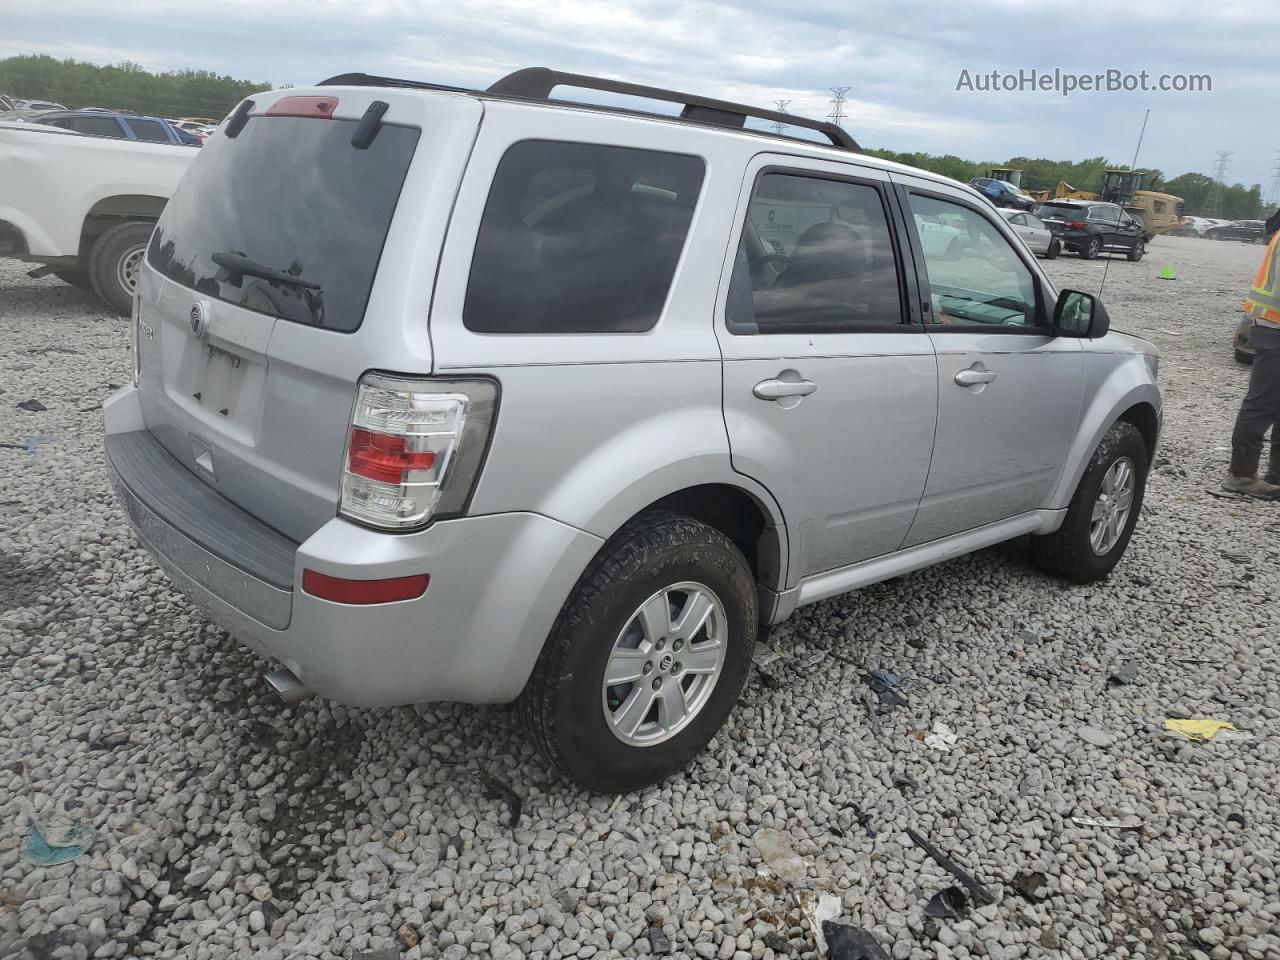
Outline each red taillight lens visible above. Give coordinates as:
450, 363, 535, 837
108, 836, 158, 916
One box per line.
1066, 220, 1086, 228
266, 95, 338, 119
347, 428, 436, 484
302, 569, 429, 604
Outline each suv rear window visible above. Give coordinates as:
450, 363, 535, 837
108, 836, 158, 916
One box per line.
463, 140, 705, 334
148, 116, 419, 332
1036, 204, 1079, 218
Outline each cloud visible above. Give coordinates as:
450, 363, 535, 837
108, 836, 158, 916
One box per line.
3, 0, 1275, 186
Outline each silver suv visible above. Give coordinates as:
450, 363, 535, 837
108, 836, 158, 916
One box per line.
104, 68, 1161, 792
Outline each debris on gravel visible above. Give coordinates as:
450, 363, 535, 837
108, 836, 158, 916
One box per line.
3, 240, 1280, 959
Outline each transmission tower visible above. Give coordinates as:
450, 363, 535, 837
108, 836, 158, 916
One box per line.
1267, 150, 1280, 208
1206, 150, 1233, 218
772, 99, 791, 136
828, 86, 850, 126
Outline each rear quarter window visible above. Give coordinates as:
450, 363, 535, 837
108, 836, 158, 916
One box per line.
463, 140, 705, 334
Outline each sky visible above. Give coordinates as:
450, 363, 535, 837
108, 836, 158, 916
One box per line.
1, 0, 1277, 192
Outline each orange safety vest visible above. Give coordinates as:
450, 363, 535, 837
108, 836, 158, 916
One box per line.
1243, 232, 1280, 327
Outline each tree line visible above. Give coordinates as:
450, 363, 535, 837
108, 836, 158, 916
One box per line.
2, 54, 1271, 220
0, 55, 272, 121
866, 149, 1269, 220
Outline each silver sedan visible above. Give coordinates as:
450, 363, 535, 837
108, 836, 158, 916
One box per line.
999, 207, 1061, 259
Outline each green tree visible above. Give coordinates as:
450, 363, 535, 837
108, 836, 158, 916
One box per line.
0, 54, 272, 120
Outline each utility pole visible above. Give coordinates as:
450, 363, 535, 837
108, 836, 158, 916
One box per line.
1267, 150, 1280, 208
827, 86, 850, 127
1207, 150, 1233, 218
772, 99, 791, 136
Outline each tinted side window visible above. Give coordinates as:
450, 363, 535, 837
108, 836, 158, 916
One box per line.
907, 194, 1039, 328
463, 141, 705, 334
127, 118, 170, 142
73, 116, 127, 138
726, 173, 903, 335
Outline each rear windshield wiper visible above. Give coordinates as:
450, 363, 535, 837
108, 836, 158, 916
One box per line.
211, 251, 325, 326
211, 251, 322, 290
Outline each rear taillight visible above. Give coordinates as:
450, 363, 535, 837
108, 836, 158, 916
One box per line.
1066, 220, 1086, 229
339, 374, 498, 530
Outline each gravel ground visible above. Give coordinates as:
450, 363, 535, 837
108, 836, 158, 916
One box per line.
2, 236, 1279, 960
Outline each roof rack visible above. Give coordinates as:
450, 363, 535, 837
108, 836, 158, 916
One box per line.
319, 69, 859, 153
488, 67, 859, 152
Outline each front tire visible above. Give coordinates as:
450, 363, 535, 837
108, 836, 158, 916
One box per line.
1031, 421, 1148, 584
519, 511, 757, 793
88, 221, 153, 315
1127, 241, 1146, 262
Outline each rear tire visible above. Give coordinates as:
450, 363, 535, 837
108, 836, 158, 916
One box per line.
1127, 241, 1146, 262
1045, 238, 1061, 260
1031, 422, 1148, 584
88, 221, 153, 315
1079, 236, 1101, 259
519, 511, 757, 793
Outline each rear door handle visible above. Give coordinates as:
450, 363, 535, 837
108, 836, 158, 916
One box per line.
955, 367, 997, 387
753, 377, 817, 400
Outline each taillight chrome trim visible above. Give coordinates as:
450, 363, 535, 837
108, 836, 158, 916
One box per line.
338, 373, 499, 532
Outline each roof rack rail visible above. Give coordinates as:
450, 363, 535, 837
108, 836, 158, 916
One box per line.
318, 72, 472, 95
487, 67, 860, 152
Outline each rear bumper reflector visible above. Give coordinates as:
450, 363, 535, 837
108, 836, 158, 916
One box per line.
302, 569, 429, 604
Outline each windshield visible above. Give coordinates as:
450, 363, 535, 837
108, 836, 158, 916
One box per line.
148, 115, 419, 332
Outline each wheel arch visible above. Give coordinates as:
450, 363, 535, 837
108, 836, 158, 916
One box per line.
80, 194, 166, 262
1048, 365, 1161, 510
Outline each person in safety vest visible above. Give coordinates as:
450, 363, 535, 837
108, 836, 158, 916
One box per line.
1224, 229, 1280, 498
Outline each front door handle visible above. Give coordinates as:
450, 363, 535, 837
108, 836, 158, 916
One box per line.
955, 367, 997, 387
753, 377, 817, 400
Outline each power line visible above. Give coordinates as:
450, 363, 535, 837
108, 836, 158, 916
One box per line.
772, 99, 791, 136
1207, 150, 1233, 218
827, 86, 850, 126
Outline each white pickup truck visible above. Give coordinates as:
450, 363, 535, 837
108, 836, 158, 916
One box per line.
0, 119, 196, 313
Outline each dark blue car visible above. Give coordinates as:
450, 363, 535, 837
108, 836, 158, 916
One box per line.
33, 110, 200, 146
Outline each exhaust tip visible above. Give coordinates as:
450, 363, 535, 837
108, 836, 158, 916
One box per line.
264, 668, 313, 706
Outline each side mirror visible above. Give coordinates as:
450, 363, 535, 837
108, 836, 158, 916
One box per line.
1054, 289, 1111, 338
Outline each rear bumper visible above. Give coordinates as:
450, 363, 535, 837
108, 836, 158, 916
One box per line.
104, 386, 604, 706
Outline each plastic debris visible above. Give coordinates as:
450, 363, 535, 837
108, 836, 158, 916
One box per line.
753, 646, 782, 668
1226, 812, 1249, 828
893, 772, 918, 795
798, 891, 842, 954
1070, 815, 1144, 831
23, 434, 55, 455
905, 828, 995, 906
16, 400, 47, 412
821, 921, 891, 960
1107, 662, 1139, 687
1009, 871, 1048, 903
480, 775, 523, 828
1163, 717, 1236, 741
24, 824, 95, 866
924, 885, 968, 919
1220, 549, 1250, 565
1157, 265, 1176, 280
923, 721, 958, 752
906, 635, 927, 650
754, 827, 808, 884
647, 925, 673, 955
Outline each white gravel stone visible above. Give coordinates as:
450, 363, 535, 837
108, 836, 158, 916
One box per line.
2, 241, 1279, 960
